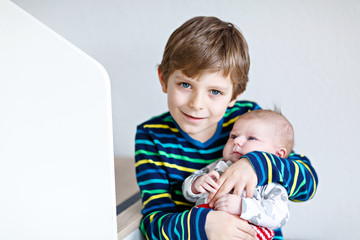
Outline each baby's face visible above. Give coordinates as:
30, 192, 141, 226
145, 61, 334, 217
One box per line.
222, 117, 279, 163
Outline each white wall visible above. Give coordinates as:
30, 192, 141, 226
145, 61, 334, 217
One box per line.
10, 0, 360, 239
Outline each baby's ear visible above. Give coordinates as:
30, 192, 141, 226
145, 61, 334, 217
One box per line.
275, 148, 287, 158
158, 67, 167, 93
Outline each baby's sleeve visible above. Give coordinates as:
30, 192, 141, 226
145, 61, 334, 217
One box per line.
240, 183, 290, 229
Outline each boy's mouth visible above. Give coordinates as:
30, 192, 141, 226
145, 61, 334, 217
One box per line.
182, 112, 205, 121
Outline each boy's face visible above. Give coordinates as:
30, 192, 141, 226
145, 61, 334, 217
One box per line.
222, 117, 282, 162
159, 70, 237, 143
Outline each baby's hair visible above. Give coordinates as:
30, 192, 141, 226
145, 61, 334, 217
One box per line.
241, 109, 295, 157
159, 16, 250, 100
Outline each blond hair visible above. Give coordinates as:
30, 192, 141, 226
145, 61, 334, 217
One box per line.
159, 16, 250, 100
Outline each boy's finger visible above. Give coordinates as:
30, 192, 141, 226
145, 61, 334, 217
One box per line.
232, 182, 245, 197
245, 184, 255, 198
209, 180, 233, 207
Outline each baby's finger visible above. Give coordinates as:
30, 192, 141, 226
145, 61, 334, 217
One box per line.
208, 170, 220, 181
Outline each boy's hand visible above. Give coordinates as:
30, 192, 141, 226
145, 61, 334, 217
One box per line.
192, 170, 220, 194
208, 158, 257, 207
205, 210, 256, 240
214, 193, 242, 215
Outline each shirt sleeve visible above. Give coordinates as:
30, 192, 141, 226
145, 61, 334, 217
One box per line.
135, 126, 212, 239
241, 183, 290, 229
243, 151, 318, 201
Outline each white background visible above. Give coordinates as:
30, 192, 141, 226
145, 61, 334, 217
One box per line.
10, 0, 360, 239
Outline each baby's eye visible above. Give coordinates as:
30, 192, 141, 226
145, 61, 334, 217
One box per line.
230, 134, 237, 139
180, 82, 191, 89
248, 136, 256, 140
210, 89, 222, 96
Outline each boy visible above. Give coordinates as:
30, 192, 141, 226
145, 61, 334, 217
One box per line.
135, 16, 318, 239
183, 110, 293, 239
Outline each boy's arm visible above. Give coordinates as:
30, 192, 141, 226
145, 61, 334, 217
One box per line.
245, 151, 318, 201
135, 126, 212, 239
241, 183, 290, 229
210, 151, 318, 204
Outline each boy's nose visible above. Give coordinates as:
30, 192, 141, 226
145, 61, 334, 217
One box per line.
188, 92, 204, 110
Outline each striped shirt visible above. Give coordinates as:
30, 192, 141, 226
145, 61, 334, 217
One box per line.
135, 100, 318, 239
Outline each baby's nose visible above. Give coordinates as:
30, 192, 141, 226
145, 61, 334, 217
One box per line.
233, 136, 246, 147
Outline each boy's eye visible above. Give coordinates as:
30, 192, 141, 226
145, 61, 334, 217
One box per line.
180, 82, 191, 89
210, 90, 221, 96
230, 134, 237, 139
248, 136, 256, 140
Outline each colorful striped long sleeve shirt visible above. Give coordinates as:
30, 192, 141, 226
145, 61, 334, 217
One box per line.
135, 100, 318, 239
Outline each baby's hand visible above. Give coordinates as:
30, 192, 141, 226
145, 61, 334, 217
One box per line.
214, 194, 242, 215
192, 170, 220, 194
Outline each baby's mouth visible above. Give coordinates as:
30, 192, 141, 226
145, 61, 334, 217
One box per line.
233, 151, 243, 158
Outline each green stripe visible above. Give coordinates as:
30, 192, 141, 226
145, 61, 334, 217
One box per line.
270, 154, 283, 182
174, 190, 183, 196
158, 150, 218, 164
136, 149, 219, 165
135, 149, 160, 157
224, 102, 254, 117
181, 211, 186, 240
142, 189, 168, 198
137, 139, 224, 154
235, 102, 254, 108
291, 178, 306, 197
224, 106, 240, 117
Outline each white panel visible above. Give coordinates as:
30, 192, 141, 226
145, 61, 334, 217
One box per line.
0, 1, 117, 239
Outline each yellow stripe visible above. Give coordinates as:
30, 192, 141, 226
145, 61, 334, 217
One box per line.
162, 226, 170, 240
174, 201, 193, 207
149, 212, 156, 223
143, 124, 179, 132
297, 160, 317, 199
143, 193, 172, 207
222, 116, 239, 128
262, 153, 273, 184
136, 159, 196, 173
289, 162, 299, 196
187, 208, 193, 240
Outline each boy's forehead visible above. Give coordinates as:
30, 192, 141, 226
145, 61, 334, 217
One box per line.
174, 70, 232, 84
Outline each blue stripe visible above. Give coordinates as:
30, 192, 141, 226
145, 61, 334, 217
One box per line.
136, 169, 167, 178
285, 160, 292, 192
174, 214, 181, 239
138, 179, 168, 186
195, 208, 203, 239
136, 139, 155, 146
143, 203, 174, 215
169, 174, 184, 181
168, 215, 173, 239
249, 152, 266, 185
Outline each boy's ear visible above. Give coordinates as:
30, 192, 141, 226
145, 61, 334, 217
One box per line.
275, 148, 287, 158
228, 94, 241, 107
158, 67, 167, 93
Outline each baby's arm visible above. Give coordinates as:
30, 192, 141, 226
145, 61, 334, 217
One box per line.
182, 160, 221, 203
240, 183, 290, 229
